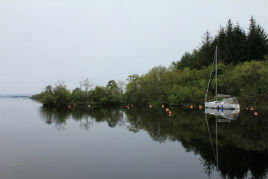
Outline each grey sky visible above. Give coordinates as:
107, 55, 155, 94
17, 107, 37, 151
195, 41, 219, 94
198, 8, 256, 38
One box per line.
0, 0, 267, 94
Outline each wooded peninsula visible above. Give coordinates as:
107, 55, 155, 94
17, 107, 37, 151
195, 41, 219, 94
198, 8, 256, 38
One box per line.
32, 17, 268, 108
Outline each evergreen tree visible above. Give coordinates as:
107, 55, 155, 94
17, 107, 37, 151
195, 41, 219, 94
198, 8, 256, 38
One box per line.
216, 20, 247, 64
174, 52, 193, 70
247, 17, 268, 61
215, 26, 226, 64
220, 19, 235, 64
232, 23, 247, 63
198, 31, 215, 67
171, 17, 266, 69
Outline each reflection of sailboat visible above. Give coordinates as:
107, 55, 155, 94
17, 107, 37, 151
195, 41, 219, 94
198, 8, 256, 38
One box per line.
204, 46, 240, 110
205, 108, 239, 122
204, 108, 239, 173
204, 113, 219, 171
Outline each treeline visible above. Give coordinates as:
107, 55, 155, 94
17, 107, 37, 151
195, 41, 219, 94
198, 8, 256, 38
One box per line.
32, 79, 124, 107
172, 17, 267, 69
32, 17, 268, 107
124, 60, 268, 107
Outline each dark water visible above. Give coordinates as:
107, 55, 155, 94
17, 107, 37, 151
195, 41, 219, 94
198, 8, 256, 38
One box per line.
0, 98, 267, 179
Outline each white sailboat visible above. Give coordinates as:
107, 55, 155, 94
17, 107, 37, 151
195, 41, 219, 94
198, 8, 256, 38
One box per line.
205, 108, 239, 121
204, 46, 240, 110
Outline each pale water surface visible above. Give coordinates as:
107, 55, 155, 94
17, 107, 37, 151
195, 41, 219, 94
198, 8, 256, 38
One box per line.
0, 98, 267, 179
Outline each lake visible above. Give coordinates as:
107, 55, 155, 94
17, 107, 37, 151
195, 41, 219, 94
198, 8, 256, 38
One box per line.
0, 98, 267, 179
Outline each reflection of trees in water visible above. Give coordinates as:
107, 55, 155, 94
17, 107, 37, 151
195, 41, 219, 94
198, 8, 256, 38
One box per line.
126, 109, 170, 143
39, 106, 268, 179
124, 109, 268, 179
39, 106, 125, 131
85, 107, 125, 127
217, 146, 268, 179
39, 107, 71, 130
72, 110, 93, 131
39, 107, 91, 131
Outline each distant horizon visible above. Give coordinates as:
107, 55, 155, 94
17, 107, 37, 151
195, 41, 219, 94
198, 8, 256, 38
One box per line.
0, 94, 32, 96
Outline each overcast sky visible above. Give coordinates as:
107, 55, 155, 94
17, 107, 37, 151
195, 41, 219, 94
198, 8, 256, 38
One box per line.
0, 0, 267, 94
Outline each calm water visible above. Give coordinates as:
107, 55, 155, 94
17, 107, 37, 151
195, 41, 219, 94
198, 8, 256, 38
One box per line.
0, 98, 267, 179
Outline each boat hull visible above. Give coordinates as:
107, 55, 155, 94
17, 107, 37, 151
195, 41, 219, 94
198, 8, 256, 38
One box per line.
204, 101, 240, 110
205, 108, 240, 121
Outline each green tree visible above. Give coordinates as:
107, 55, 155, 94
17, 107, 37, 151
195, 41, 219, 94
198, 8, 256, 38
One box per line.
106, 80, 122, 104
247, 17, 268, 61
93, 86, 107, 104
53, 83, 71, 106
198, 31, 215, 67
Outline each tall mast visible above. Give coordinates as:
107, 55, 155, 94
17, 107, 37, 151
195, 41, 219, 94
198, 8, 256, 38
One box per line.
204, 47, 216, 102
215, 46, 218, 102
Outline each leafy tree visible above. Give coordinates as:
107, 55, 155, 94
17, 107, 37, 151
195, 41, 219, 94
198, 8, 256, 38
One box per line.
53, 84, 71, 106
106, 80, 119, 94
71, 87, 90, 106
92, 86, 107, 104
106, 80, 122, 104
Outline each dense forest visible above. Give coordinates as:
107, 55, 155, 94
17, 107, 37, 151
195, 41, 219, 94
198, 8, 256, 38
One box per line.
32, 17, 268, 107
